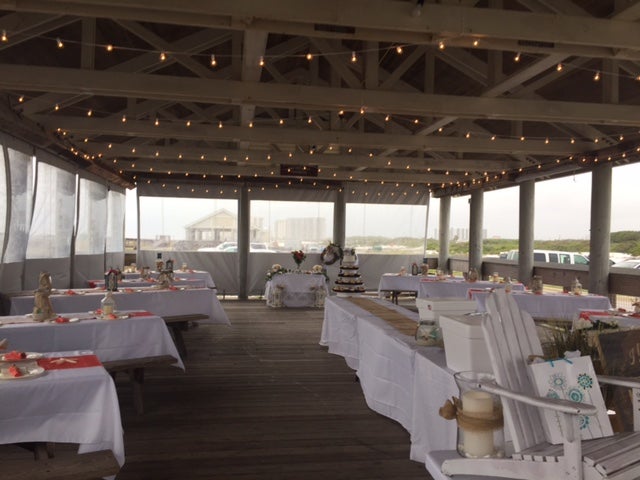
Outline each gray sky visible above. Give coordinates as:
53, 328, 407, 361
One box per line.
126, 162, 640, 241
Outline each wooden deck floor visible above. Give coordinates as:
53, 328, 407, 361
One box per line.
109, 299, 432, 479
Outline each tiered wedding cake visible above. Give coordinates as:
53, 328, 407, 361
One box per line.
332, 248, 365, 295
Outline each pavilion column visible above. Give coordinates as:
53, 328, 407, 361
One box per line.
238, 185, 249, 300
518, 180, 535, 285
438, 196, 451, 272
468, 190, 483, 275
333, 187, 346, 248
589, 163, 612, 296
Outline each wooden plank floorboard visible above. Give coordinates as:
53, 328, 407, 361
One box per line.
111, 299, 433, 479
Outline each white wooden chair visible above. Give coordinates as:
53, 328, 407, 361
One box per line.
429, 289, 640, 480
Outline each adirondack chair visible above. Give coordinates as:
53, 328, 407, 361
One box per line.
429, 289, 640, 480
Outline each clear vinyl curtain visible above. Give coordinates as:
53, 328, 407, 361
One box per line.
3, 147, 33, 263
26, 161, 76, 259
75, 177, 108, 255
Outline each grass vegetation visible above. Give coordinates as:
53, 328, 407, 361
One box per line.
346, 231, 640, 257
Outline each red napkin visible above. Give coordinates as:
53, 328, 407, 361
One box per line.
88, 281, 96, 288
3, 350, 26, 361
55, 316, 70, 323
65, 289, 77, 295
127, 311, 154, 317
579, 310, 610, 321
38, 355, 102, 370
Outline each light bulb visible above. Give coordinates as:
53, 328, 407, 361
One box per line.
210, 54, 217, 66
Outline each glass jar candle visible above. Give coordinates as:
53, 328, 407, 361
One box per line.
454, 371, 505, 459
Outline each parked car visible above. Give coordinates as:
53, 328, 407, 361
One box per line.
611, 259, 640, 269
504, 249, 590, 265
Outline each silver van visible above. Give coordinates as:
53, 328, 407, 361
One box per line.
504, 249, 589, 265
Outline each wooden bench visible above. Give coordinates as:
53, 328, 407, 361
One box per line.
162, 313, 209, 358
102, 354, 177, 414
3, 448, 119, 480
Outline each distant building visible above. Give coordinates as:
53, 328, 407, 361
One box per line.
433, 228, 488, 242
184, 208, 264, 244
274, 217, 326, 249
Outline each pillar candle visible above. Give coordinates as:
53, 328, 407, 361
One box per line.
461, 390, 495, 458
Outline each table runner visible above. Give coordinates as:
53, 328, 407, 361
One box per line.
344, 297, 417, 336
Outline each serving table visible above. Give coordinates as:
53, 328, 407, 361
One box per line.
265, 273, 328, 307
0, 311, 183, 369
0, 351, 124, 472
320, 296, 458, 463
8, 287, 230, 325
377, 274, 434, 303
470, 290, 612, 320
122, 269, 216, 288
418, 278, 524, 299
88, 277, 208, 289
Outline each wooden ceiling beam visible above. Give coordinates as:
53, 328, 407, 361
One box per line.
122, 158, 452, 184
84, 142, 520, 172
35, 116, 590, 155
5, 0, 640, 59
5, 65, 640, 127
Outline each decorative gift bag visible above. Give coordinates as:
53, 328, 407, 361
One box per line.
527, 355, 613, 444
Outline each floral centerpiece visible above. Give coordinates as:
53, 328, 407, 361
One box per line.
292, 250, 306, 270
266, 263, 287, 281
311, 264, 329, 282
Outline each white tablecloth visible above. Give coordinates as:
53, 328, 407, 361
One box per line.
377, 274, 433, 294
265, 273, 328, 307
471, 291, 612, 320
0, 312, 184, 369
88, 277, 208, 289
418, 279, 524, 299
9, 287, 230, 325
0, 351, 124, 469
320, 296, 457, 463
122, 270, 216, 288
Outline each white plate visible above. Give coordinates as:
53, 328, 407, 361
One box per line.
0, 351, 44, 362
0, 365, 46, 380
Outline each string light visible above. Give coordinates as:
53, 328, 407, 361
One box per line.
87, 109, 92, 116
1, 30, 7, 42
438, 41, 445, 50
351, 51, 357, 62
121, 114, 127, 123
56, 37, 64, 48
514, 52, 521, 62
472, 39, 479, 47
306, 52, 313, 61
396, 45, 403, 54
259, 56, 264, 67
556, 63, 563, 71
210, 54, 217, 66
106, 44, 113, 52
159, 51, 166, 61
